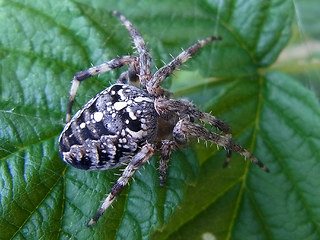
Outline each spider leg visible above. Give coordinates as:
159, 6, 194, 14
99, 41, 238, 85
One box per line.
66, 55, 137, 122
155, 98, 233, 167
87, 143, 155, 227
200, 110, 233, 168
116, 62, 140, 86
116, 71, 129, 84
155, 98, 231, 135
173, 119, 269, 172
147, 36, 221, 96
159, 140, 176, 187
111, 10, 152, 86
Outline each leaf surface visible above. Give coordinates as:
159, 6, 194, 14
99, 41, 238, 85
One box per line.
0, 0, 319, 240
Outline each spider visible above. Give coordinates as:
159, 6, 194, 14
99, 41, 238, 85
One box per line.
59, 10, 269, 227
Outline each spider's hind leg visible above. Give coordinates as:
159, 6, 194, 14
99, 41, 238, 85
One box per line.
66, 55, 138, 122
173, 119, 269, 172
87, 144, 155, 226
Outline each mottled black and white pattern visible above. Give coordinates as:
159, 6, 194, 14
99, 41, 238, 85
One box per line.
59, 10, 269, 226
59, 84, 157, 170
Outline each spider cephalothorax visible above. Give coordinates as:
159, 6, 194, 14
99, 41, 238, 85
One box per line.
59, 10, 269, 226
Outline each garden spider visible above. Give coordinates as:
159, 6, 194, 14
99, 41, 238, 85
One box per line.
59, 10, 269, 226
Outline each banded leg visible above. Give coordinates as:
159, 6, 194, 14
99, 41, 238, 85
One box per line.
147, 36, 222, 96
159, 140, 176, 187
112, 10, 152, 86
173, 119, 269, 172
155, 98, 232, 167
198, 110, 233, 168
155, 98, 231, 135
66, 55, 137, 122
87, 144, 155, 226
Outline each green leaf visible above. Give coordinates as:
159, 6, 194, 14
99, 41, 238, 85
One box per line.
1, 0, 319, 240
153, 71, 320, 240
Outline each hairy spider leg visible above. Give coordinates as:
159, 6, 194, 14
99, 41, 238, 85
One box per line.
66, 56, 138, 122
155, 98, 233, 167
159, 140, 176, 187
147, 36, 222, 96
188, 106, 233, 168
155, 98, 231, 136
173, 119, 269, 172
116, 63, 140, 85
111, 10, 152, 86
87, 144, 155, 227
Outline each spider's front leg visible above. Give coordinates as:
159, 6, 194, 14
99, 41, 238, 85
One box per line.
156, 98, 232, 136
111, 10, 152, 86
146, 36, 221, 96
173, 119, 269, 172
66, 55, 138, 122
156, 98, 233, 167
87, 143, 155, 227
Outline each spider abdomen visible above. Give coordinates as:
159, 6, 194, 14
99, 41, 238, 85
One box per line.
59, 84, 158, 170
